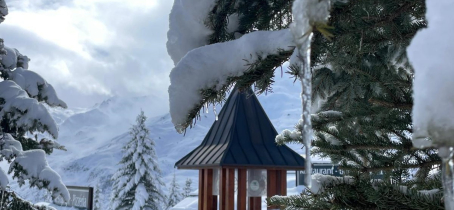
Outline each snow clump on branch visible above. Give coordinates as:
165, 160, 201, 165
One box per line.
168, 29, 295, 133
167, 0, 216, 65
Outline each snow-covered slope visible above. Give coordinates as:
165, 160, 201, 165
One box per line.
10, 71, 306, 208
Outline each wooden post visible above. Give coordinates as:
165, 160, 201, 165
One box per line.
237, 169, 247, 210
267, 170, 277, 195
266, 170, 287, 209
279, 170, 287, 196
249, 197, 261, 210
226, 169, 235, 210
203, 169, 214, 210
267, 170, 277, 209
199, 169, 205, 210
219, 168, 227, 210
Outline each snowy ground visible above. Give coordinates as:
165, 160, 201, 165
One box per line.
4, 69, 322, 209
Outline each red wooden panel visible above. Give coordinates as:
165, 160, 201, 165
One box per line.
249, 197, 261, 210
226, 169, 235, 210
199, 169, 205, 210
203, 169, 213, 210
267, 170, 277, 196
267, 170, 277, 209
279, 170, 287, 196
237, 169, 247, 210
219, 168, 227, 210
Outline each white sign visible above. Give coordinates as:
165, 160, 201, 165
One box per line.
53, 186, 93, 210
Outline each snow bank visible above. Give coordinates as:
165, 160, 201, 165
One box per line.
0, 80, 59, 138
170, 196, 198, 210
408, 0, 454, 148
169, 29, 295, 132
166, 0, 216, 65
34, 202, 57, 210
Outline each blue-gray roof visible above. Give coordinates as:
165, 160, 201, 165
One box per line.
175, 86, 305, 169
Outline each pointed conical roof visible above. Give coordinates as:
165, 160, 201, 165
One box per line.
175, 86, 305, 169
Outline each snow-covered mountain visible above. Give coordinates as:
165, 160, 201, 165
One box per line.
10, 72, 307, 208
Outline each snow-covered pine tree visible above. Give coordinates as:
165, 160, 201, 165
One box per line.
110, 111, 165, 210
167, 0, 443, 209
270, 0, 443, 209
183, 178, 192, 198
165, 172, 183, 210
93, 183, 103, 210
0, 1, 69, 209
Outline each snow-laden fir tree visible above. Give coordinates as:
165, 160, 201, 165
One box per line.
183, 178, 192, 198
167, 0, 443, 209
93, 183, 103, 210
0, 1, 69, 209
110, 111, 165, 210
165, 172, 183, 210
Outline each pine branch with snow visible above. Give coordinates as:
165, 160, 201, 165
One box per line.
168, 29, 295, 133
268, 174, 443, 209
0, 1, 69, 208
0, 188, 58, 210
167, 0, 443, 208
0, 133, 69, 202
270, 0, 443, 209
110, 111, 165, 210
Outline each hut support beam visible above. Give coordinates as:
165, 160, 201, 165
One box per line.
267, 170, 287, 209
199, 169, 205, 210
201, 169, 215, 210
219, 168, 227, 210
226, 168, 235, 210
249, 197, 261, 210
237, 169, 247, 210
279, 170, 287, 196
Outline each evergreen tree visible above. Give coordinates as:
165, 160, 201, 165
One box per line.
110, 111, 165, 210
94, 184, 103, 210
183, 178, 192, 198
270, 0, 443, 208
167, 0, 443, 208
165, 172, 183, 210
0, 1, 69, 209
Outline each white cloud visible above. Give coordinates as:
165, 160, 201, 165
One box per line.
1, 0, 174, 110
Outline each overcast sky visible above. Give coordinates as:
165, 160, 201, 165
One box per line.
0, 0, 174, 109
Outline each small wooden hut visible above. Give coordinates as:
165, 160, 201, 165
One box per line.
175, 86, 306, 210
